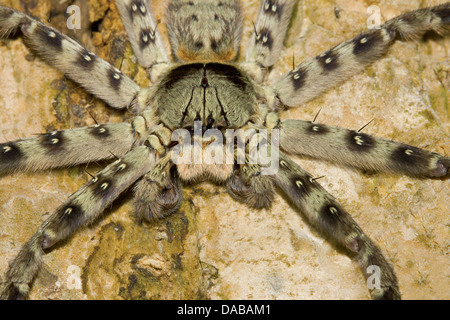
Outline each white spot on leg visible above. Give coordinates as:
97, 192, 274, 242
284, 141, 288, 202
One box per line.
354, 135, 364, 145
100, 182, 109, 190
280, 160, 289, 168
329, 206, 339, 215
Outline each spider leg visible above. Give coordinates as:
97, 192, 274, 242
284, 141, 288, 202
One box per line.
114, 0, 170, 82
273, 3, 450, 107
0, 6, 140, 110
242, 0, 296, 81
0, 122, 137, 174
273, 153, 400, 300
0, 145, 158, 300
279, 119, 449, 178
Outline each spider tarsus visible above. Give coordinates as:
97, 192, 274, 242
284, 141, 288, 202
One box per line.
429, 157, 449, 179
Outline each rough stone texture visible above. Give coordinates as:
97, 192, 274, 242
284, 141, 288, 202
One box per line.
0, 0, 448, 300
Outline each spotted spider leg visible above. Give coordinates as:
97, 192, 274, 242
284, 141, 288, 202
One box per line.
273, 3, 450, 107
0, 122, 136, 174
245, 0, 296, 71
0, 5, 140, 110
279, 120, 450, 178
114, 0, 170, 82
0, 145, 159, 299
273, 153, 400, 300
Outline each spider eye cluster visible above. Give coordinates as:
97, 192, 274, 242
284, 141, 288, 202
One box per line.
153, 63, 257, 133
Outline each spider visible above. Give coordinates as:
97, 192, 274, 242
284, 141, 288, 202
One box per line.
0, 0, 448, 300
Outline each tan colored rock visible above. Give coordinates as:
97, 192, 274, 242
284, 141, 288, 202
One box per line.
0, 0, 448, 300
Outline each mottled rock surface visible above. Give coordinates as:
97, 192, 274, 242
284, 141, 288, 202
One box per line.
0, 0, 448, 300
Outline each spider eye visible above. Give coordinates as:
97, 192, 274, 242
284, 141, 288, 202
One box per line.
201, 77, 208, 88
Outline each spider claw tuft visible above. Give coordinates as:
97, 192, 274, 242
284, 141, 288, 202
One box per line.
429, 157, 449, 179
